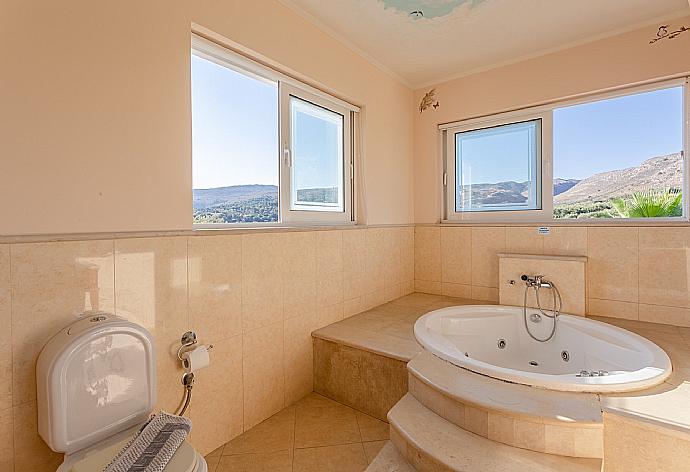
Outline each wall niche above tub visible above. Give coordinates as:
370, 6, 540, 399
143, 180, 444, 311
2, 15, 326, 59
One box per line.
498, 253, 587, 316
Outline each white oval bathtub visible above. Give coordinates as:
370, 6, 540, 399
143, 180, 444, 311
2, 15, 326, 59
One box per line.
414, 305, 672, 393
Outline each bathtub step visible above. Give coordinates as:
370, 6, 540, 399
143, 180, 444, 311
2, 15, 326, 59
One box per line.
407, 351, 603, 458
389, 394, 602, 472
365, 441, 415, 472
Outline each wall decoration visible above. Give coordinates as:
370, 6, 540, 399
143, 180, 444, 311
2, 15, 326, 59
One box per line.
419, 89, 440, 114
650, 24, 689, 44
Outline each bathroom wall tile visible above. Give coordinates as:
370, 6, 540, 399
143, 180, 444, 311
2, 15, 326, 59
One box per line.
317, 231, 344, 308
343, 229, 366, 301
506, 226, 543, 255
471, 227, 505, 288
363, 289, 387, 311
543, 227, 587, 256
587, 227, 638, 302
243, 321, 285, 430
401, 226, 415, 283
414, 226, 441, 282
188, 335, 243, 455
544, 424, 576, 457
284, 311, 317, 405
317, 302, 344, 329
440, 227, 471, 285
11, 240, 114, 405
414, 280, 442, 295
588, 298, 638, 320
344, 297, 365, 318
242, 233, 284, 333
114, 237, 188, 413
383, 228, 403, 301
0, 246, 11, 409
441, 282, 472, 299
471, 285, 499, 303
639, 227, 690, 308
12, 401, 62, 471
364, 228, 387, 295
188, 235, 242, 341
574, 427, 603, 459
0, 406, 13, 471
639, 303, 690, 327
282, 232, 317, 320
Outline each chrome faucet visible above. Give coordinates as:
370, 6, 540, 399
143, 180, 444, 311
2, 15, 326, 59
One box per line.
521, 274, 552, 289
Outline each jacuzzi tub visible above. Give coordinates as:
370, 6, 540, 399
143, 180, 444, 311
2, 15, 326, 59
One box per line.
414, 305, 672, 393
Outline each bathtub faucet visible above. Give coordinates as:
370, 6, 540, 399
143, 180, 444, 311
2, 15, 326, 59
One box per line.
521, 274, 552, 289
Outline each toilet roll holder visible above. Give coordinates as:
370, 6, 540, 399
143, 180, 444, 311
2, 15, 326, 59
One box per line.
174, 331, 213, 416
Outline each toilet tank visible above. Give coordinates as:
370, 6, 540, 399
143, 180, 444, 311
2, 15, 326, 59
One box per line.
36, 313, 157, 455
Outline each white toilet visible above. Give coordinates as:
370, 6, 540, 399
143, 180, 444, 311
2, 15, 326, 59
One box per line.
36, 313, 207, 472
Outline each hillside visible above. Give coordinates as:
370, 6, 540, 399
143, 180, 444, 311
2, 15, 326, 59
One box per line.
458, 178, 580, 207
193, 185, 278, 210
554, 153, 682, 205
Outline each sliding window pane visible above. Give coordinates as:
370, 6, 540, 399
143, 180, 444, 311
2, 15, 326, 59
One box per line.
191, 54, 279, 224
289, 97, 344, 212
455, 120, 541, 212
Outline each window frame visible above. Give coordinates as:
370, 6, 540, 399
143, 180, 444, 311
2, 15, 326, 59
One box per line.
440, 77, 690, 224
191, 34, 358, 228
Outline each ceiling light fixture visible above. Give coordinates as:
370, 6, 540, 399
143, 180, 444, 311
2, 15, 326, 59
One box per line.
409, 10, 424, 19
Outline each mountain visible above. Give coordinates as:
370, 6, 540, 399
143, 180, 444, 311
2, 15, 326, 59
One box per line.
193, 185, 278, 211
553, 178, 580, 196
458, 178, 580, 207
554, 153, 682, 205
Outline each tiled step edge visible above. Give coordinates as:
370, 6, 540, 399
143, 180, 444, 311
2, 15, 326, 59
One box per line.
365, 441, 415, 472
408, 351, 603, 458
388, 394, 602, 472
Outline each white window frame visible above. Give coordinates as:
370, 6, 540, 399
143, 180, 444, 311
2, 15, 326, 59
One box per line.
440, 77, 689, 224
191, 34, 358, 228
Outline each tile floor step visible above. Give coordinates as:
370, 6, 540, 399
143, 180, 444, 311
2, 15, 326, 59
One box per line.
388, 393, 602, 472
365, 441, 415, 472
407, 351, 603, 458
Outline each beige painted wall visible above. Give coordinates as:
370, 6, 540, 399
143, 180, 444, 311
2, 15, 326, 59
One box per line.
0, 0, 414, 236
413, 17, 690, 223
0, 227, 414, 470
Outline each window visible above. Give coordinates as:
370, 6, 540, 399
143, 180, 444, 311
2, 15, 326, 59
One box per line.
191, 36, 356, 226
442, 79, 688, 222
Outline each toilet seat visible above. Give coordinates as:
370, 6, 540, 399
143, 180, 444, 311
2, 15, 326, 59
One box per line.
58, 424, 207, 472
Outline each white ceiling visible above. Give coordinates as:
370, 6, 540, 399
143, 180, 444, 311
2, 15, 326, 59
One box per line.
279, 0, 690, 87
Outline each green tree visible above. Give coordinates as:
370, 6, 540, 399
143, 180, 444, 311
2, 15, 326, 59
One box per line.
611, 189, 682, 218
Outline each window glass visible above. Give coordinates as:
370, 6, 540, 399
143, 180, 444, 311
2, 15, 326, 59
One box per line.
553, 87, 684, 219
289, 97, 345, 212
455, 120, 541, 212
191, 54, 279, 224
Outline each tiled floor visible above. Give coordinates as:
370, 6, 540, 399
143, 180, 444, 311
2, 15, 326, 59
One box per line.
204, 393, 390, 472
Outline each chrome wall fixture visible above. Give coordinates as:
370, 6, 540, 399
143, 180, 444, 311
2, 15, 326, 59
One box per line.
650, 24, 689, 44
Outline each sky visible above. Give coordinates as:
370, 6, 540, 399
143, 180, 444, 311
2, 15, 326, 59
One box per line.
457, 86, 683, 185
192, 54, 342, 191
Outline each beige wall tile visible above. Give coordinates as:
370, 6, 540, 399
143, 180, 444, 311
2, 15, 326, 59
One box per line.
514, 419, 545, 453
188, 335, 243, 455
364, 228, 387, 294
587, 227, 638, 302
343, 230, 365, 301
588, 298, 638, 320
506, 227, 543, 255
471, 285, 499, 303
639, 228, 690, 308
115, 237, 188, 413
317, 302, 344, 329
317, 231, 344, 308
543, 227, 587, 256
188, 235, 242, 341
12, 401, 62, 471
639, 303, 690, 327
401, 226, 415, 283
441, 282, 472, 299
242, 233, 284, 333
441, 227, 471, 285
284, 312, 317, 405
414, 226, 440, 282
383, 228, 403, 291
0, 407, 13, 472
544, 424, 576, 456
12, 240, 114, 405
344, 297, 365, 318
243, 321, 285, 429
487, 412, 515, 445
414, 280, 442, 295
0, 246, 11, 409
471, 227, 505, 288
282, 232, 317, 320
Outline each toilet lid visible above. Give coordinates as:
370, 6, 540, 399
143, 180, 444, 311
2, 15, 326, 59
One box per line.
67, 433, 199, 472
